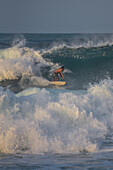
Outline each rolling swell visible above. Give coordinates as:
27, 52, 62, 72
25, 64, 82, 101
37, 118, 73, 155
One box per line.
43, 44, 113, 89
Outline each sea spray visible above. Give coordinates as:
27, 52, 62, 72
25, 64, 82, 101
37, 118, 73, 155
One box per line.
0, 79, 113, 154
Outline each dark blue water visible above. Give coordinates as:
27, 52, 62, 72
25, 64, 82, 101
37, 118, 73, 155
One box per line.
0, 33, 113, 169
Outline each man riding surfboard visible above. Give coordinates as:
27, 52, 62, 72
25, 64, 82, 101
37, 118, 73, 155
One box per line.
53, 66, 65, 81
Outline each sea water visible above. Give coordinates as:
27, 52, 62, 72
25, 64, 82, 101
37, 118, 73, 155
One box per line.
0, 33, 113, 169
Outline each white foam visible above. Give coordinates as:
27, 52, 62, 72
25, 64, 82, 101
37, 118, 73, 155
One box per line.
0, 79, 113, 154
29, 76, 50, 86
0, 41, 53, 81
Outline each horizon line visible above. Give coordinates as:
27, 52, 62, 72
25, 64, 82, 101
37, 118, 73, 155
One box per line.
0, 32, 113, 34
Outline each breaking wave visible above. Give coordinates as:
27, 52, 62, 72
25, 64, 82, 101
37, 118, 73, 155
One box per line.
0, 79, 113, 154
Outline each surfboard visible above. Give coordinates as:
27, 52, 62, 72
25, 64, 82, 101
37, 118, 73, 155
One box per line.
50, 81, 66, 86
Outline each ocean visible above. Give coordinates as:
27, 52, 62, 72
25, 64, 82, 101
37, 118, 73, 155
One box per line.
0, 33, 113, 169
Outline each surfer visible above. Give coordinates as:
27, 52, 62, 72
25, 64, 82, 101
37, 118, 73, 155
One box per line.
53, 66, 65, 81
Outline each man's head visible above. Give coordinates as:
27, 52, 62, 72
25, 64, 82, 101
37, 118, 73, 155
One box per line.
61, 66, 64, 70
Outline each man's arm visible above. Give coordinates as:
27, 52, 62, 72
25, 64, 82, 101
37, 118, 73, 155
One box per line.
60, 72, 64, 79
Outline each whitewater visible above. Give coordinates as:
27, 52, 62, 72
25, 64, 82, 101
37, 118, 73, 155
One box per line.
0, 33, 113, 169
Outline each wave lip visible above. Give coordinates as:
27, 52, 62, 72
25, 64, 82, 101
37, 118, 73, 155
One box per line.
40, 34, 113, 55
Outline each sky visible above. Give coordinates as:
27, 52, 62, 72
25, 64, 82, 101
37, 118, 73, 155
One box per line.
0, 0, 113, 33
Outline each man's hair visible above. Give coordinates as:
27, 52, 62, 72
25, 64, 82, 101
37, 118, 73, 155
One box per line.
61, 66, 64, 69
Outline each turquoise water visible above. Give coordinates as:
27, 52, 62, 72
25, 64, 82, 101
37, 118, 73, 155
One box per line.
0, 34, 113, 169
